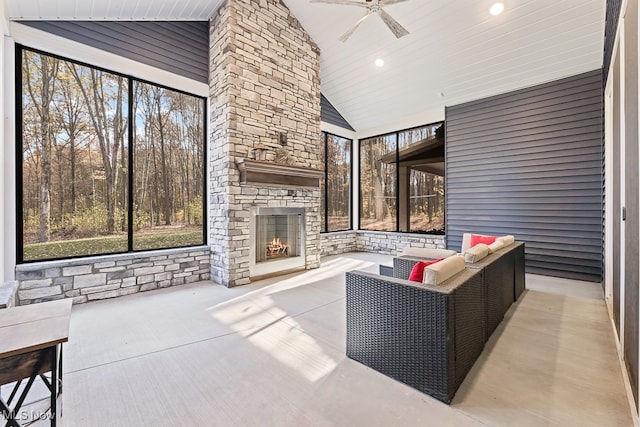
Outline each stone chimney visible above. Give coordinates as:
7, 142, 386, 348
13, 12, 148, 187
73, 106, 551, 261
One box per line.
209, 0, 322, 286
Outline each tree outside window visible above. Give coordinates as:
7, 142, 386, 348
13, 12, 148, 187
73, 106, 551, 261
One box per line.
19, 47, 205, 262
359, 122, 444, 234
320, 132, 352, 233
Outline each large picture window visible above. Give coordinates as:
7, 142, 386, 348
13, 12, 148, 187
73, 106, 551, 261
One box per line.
320, 132, 352, 232
18, 47, 206, 262
359, 122, 444, 234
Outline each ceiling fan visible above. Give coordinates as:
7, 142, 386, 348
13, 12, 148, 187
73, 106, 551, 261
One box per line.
311, 0, 410, 42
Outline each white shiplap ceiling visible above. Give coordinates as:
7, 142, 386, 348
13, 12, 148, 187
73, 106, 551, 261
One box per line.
5, 0, 606, 136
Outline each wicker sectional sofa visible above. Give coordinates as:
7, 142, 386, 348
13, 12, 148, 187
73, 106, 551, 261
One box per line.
345, 241, 525, 404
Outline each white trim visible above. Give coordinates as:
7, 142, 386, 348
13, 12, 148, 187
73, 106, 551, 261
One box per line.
609, 314, 640, 426
356, 106, 445, 140
3, 35, 15, 282
619, 16, 626, 355
320, 121, 355, 139
636, 0, 640, 413
604, 78, 614, 315
8, 22, 209, 97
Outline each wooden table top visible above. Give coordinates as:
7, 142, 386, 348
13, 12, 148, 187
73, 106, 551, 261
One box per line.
0, 299, 72, 358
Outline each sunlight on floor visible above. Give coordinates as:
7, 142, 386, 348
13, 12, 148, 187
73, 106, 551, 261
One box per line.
210, 294, 338, 382
204, 257, 376, 383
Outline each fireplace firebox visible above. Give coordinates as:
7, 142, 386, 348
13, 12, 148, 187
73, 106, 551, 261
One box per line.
250, 207, 305, 278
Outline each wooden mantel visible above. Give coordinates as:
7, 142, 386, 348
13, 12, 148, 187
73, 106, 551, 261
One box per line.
235, 159, 323, 188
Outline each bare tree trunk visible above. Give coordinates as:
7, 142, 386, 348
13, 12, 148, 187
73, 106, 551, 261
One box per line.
24, 54, 59, 243
69, 67, 125, 235
154, 90, 172, 226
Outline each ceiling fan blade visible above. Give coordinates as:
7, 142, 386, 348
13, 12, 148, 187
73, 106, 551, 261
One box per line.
377, 8, 409, 38
339, 12, 373, 42
380, 0, 410, 5
310, 0, 369, 7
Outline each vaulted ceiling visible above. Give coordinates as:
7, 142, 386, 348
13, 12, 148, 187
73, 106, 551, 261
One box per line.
5, 0, 606, 136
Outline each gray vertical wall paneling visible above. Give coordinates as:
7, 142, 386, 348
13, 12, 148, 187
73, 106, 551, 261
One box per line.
321, 94, 354, 131
604, 0, 623, 83
623, 0, 639, 405
20, 21, 209, 83
445, 69, 603, 282
613, 46, 622, 338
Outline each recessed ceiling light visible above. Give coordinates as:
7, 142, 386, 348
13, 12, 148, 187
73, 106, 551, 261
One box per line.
490, 2, 504, 16
375, 58, 385, 67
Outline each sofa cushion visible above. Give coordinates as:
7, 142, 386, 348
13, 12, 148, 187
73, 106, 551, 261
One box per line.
488, 240, 505, 253
462, 232, 516, 252
423, 255, 466, 285
470, 234, 497, 248
408, 258, 445, 282
464, 243, 489, 263
497, 235, 515, 246
400, 247, 457, 259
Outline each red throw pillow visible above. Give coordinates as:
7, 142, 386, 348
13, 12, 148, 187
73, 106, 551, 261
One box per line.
408, 258, 445, 282
470, 234, 497, 248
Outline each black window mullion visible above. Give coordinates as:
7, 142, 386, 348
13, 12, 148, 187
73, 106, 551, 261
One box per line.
324, 132, 329, 233
127, 78, 134, 252
396, 132, 400, 232
16, 46, 24, 264
202, 99, 208, 246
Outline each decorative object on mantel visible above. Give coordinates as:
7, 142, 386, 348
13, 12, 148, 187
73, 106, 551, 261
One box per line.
274, 147, 294, 165
236, 158, 323, 188
252, 143, 268, 161
277, 132, 288, 146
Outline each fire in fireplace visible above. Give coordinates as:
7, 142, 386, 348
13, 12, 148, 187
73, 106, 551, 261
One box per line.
267, 237, 289, 259
251, 207, 305, 277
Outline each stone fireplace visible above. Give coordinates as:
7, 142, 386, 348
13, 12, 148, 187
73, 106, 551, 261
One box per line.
250, 207, 305, 278
208, 0, 322, 287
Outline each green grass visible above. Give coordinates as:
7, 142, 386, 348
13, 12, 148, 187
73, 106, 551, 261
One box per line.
24, 228, 204, 261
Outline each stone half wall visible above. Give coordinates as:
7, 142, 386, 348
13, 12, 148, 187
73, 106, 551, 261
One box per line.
15, 247, 210, 305
209, 0, 321, 287
320, 232, 447, 256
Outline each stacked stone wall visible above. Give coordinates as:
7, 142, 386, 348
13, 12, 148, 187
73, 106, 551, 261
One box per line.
16, 247, 210, 305
209, 0, 321, 286
320, 231, 446, 257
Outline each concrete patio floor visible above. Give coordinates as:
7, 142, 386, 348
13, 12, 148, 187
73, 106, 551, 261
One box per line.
18, 252, 634, 426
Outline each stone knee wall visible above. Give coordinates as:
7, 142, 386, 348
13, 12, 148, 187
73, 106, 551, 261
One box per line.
15, 247, 210, 305
320, 231, 447, 257
356, 232, 446, 255
320, 231, 358, 256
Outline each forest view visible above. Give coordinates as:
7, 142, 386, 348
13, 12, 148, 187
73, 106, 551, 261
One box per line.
360, 123, 444, 233
320, 132, 351, 232
21, 49, 205, 261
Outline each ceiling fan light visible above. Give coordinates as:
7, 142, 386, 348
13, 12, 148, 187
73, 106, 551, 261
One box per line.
490, 2, 504, 16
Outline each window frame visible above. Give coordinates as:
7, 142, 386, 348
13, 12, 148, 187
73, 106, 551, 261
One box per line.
357, 121, 445, 234
16, 44, 208, 263
320, 131, 353, 233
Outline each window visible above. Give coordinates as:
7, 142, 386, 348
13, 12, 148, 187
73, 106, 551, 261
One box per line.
359, 134, 397, 231
359, 122, 444, 234
320, 132, 352, 232
18, 47, 206, 262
